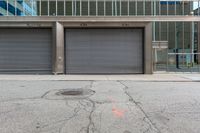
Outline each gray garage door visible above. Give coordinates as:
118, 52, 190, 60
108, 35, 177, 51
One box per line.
0, 28, 52, 74
65, 29, 143, 74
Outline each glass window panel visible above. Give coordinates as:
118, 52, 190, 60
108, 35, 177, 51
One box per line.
121, 1, 127, 16
194, 22, 198, 64
65, 1, 72, 16
105, 1, 112, 16
160, 1, 167, 15
145, 1, 151, 15
8, 0, 15, 16
97, 1, 104, 16
89, 1, 96, 15
129, 1, 135, 16
194, 22, 198, 51
168, 22, 176, 49
112, 0, 117, 16
155, 22, 160, 41
137, 1, 143, 15
198, 1, 200, 16
0, 0, 7, 16
49, 0, 56, 16
156, 1, 159, 15
184, 1, 191, 15
168, 2, 175, 15
75, 1, 80, 16
32, 0, 37, 16
41, 0, 48, 15
193, 1, 199, 16
184, 22, 191, 49
161, 22, 168, 40
176, 1, 183, 15
152, 1, 159, 15
16, 0, 24, 16
0, 0, 4, 16
23, 0, 33, 16
116, 1, 120, 16
111, 0, 120, 16
36, 0, 40, 16
176, 22, 183, 49
81, 1, 88, 15
57, 1, 64, 15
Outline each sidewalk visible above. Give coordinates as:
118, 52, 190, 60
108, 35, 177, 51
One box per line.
0, 74, 199, 81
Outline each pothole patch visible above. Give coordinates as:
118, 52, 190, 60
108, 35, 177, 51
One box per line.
43, 88, 95, 100
56, 88, 83, 96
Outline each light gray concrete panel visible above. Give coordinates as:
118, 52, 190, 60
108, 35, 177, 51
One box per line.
145, 23, 153, 74
52, 22, 65, 74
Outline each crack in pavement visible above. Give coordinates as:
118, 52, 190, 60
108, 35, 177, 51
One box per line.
0, 97, 41, 103
32, 102, 82, 133
143, 117, 154, 133
77, 81, 100, 133
84, 81, 98, 133
86, 81, 96, 133
86, 98, 96, 133
58, 81, 96, 133
53, 81, 98, 133
118, 81, 161, 133
57, 103, 82, 133
41, 90, 52, 98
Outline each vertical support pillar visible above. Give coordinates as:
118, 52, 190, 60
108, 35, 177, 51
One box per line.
52, 22, 65, 74
145, 22, 153, 74
198, 22, 200, 64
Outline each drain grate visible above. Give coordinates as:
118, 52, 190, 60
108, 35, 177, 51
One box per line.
43, 88, 96, 100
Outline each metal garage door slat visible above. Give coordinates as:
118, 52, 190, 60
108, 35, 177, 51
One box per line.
65, 29, 143, 74
0, 29, 52, 74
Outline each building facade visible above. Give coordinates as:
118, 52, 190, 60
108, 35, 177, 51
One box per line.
0, 0, 200, 74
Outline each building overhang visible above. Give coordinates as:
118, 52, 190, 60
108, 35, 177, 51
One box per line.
0, 16, 200, 23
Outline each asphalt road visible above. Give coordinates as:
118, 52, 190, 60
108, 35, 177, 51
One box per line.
0, 80, 200, 133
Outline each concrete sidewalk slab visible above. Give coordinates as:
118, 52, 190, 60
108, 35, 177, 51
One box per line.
0, 74, 198, 82
178, 74, 200, 81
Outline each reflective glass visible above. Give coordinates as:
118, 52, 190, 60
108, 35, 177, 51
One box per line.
0, 0, 7, 16
7, 0, 15, 16
65, 1, 72, 16
57, 1, 64, 15
121, 1, 127, 16
145, 1, 151, 15
105, 1, 112, 16
41, 0, 48, 15
23, 0, 33, 16
97, 1, 104, 16
137, 1, 143, 15
49, 0, 56, 16
89, 1, 96, 16
129, 1, 135, 16
16, 0, 23, 16
82, 1, 88, 15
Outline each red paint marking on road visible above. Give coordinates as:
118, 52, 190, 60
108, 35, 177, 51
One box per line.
108, 96, 128, 118
112, 108, 125, 118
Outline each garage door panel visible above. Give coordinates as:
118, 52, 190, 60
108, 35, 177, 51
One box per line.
65, 29, 143, 74
0, 28, 52, 74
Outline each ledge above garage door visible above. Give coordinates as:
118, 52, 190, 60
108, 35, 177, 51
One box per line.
0, 28, 52, 74
65, 28, 144, 74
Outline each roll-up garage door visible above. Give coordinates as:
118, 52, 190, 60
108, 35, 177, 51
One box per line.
65, 28, 143, 74
0, 28, 52, 74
